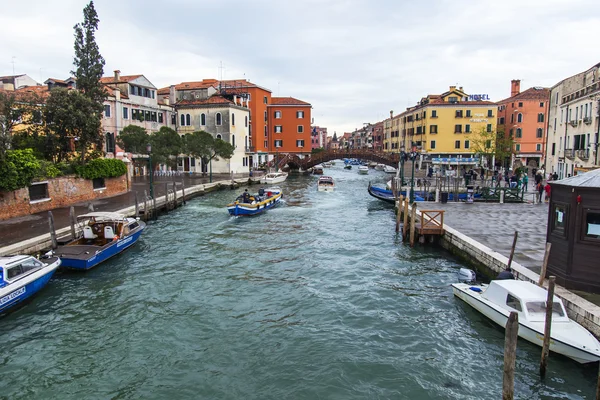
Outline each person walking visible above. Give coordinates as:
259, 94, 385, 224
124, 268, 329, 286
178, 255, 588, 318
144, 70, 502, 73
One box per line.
544, 182, 551, 203
523, 174, 529, 191
537, 181, 544, 203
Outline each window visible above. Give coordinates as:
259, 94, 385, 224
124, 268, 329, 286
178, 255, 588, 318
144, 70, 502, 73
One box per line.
158, 112, 163, 124
487, 110, 493, 117
186, 114, 191, 126
231, 134, 235, 147
92, 177, 106, 189
245, 116, 248, 127
296, 139, 305, 147
506, 294, 522, 312
105, 132, 115, 153
232, 113, 235, 126
515, 143, 521, 151
430, 140, 436, 149
201, 113, 206, 126
465, 124, 471, 133
150, 111, 156, 122
552, 203, 567, 235
216, 134, 222, 140
538, 113, 545, 123
264, 96, 268, 104
485, 140, 492, 149
518, 102, 523, 107
509, 129, 513, 137
275, 126, 282, 133
274, 139, 283, 148
431, 110, 437, 118
511, 114, 514, 123
454, 124, 462, 133
123, 107, 128, 119
448, 96, 458, 103
486, 124, 492, 133
499, 117, 505, 124
455, 110, 463, 118
180, 114, 185, 126
536, 143, 542, 151
264, 111, 267, 121
296, 111, 304, 118
264, 141, 268, 148
216, 113, 222, 126
145, 111, 151, 122
516, 128, 522, 138
466, 110, 471, 117
28, 182, 49, 202
274, 111, 282, 119
540, 102, 544, 107
297, 125, 304, 133
583, 211, 600, 240
454, 140, 460, 149
517, 113, 523, 123
551, 143, 556, 155
104, 105, 111, 118
536, 128, 543, 138
430, 125, 438, 134
171, 113, 176, 125
6, 258, 42, 281
464, 140, 470, 149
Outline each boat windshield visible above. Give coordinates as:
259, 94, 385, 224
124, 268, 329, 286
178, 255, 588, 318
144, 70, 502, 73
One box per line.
525, 301, 565, 318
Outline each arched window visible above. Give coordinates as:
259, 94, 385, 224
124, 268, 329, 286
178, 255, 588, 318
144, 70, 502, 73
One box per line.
232, 134, 235, 147
516, 128, 522, 138
180, 114, 185, 126
517, 113, 523, 123
186, 114, 191, 126
216, 134, 222, 140
232, 113, 235, 126
201, 113, 206, 125
216, 113, 222, 126
264, 126, 267, 136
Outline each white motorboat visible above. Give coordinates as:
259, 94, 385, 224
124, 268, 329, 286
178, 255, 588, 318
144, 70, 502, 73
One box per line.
383, 165, 397, 174
322, 162, 332, 168
358, 165, 369, 175
452, 278, 600, 364
260, 171, 288, 184
317, 176, 335, 192
312, 165, 324, 175
375, 164, 385, 171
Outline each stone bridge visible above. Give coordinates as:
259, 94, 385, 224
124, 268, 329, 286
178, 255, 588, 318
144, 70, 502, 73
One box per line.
274, 149, 401, 171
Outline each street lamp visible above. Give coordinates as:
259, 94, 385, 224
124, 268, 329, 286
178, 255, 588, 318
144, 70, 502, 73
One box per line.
147, 143, 154, 199
399, 144, 406, 187
409, 146, 420, 203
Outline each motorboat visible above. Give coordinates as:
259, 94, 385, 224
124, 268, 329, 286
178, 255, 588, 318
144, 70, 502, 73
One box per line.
0, 254, 61, 314
54, 212, 146, 270
312, 165, 324, 175
317, 176, 335, 192
367, 183, 427, 203
322, 162, 332, 168
383, 165, 397, 174
452, 277, 600, 364
375, 164, 385, 171
260, 171, 288, 184
344, 165, 352, 170
358, 165, 369, 175
368, 162, 378, 168
227, 187, 283, 216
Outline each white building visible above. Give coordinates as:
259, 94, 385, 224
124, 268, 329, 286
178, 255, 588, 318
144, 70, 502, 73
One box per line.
546, 63, 600, 178
0, 74, 39, 90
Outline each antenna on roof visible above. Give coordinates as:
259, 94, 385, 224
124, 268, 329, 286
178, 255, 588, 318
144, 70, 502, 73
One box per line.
11, 56, 16, 75
218, 61, 224, 81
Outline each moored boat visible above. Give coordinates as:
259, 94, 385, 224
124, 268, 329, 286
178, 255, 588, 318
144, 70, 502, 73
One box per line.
452, 278, 600, 364
0, 254, 61, 314
358, 165, 369, 175
344, 165, 352, 170
383, 165, 397, 174
260, 171, 288, 184
375, 164, 385, 171
227, 187, 283, 216
312, 165, 324, 175
54, 212, 146, 270
317, 176, 335, 192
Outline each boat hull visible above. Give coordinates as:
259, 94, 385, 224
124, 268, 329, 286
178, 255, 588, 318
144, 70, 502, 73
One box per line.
58, 227, 145, 270
227, 191, 283, 216
452, 283, 600, 364
0, 258, 60, 314
318, 185, 335, 192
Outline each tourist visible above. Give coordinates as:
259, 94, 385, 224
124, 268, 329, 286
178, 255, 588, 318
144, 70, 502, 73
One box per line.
552, 171, 558, 181
537, 181, 544, 203
544, 182, 551, 203
523, 174, 529, 191
497, 267, 515, 280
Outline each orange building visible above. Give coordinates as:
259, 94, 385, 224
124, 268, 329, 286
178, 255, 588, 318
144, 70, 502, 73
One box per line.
497, 80, 550, 169
267, 97, 312, 155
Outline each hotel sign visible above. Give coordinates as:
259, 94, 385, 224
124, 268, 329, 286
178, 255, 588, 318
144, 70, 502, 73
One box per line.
468, 94, 490, 101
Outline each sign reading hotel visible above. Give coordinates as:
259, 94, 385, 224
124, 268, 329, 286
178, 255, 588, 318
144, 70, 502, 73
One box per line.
468, 94, 490, 101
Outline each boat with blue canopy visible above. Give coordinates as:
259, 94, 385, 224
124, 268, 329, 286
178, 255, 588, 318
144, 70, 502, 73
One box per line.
227, 188, 283, 216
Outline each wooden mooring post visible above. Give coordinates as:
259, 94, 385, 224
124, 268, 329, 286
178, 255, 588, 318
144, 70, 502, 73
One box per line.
69, 206, 76, 240
395, 195, 403, 233
172, 182, 177, 209
538, 243, 552, 287
164, 182, 169, 212
402, 198, 409, 239
503, 311, 519, 400
540, 276, 556, 379
409, 202, 417, 247
507, 231, 519, 270
181, 181, 186, 205
134, 191, 139, 218
144, 190, 149, 222
48, 211, 58, 249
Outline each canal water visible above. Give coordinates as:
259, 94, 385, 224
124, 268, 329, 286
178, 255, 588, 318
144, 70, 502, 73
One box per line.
0, 163, 597, 399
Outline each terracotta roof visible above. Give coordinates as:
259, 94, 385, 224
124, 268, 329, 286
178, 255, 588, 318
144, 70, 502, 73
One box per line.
99, 74, 142, 84
0, 74, 25, 81
157, 87, 170, 95
46, 78, 66, 84
173, 81, 218, 90
498, 87, 550, 104
104, 85, 129, 99
176, 95, 235, 106
14, 85, 50, 100
269, 97, 311, 106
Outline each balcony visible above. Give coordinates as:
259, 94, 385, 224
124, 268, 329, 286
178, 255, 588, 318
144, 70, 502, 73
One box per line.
564, 148, 576, 160
576, 149, 590, 161
569, 120, 578, 127
584, 117, 592, 124
245, 146, 256, 153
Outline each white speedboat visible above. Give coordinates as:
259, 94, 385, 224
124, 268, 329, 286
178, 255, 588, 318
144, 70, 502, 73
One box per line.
358, 165, 369, 175
312, 165, 324, 175
375, 164, 385, 171
383, 165, 397, 174
260, 171, 288, 184
322, 162, 332, 168
452, 278, 600, 364
317, 176, 335, 192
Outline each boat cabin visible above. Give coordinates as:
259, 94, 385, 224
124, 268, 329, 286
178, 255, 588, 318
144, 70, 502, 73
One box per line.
481, 280, 569, 323
71, 212, 136, 247
0, 255, 45, 286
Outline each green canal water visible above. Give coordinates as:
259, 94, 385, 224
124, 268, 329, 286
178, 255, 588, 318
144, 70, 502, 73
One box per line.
0, 164, 597, 399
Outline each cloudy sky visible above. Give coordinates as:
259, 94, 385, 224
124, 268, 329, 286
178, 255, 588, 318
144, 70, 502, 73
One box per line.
1, 0, 599, 135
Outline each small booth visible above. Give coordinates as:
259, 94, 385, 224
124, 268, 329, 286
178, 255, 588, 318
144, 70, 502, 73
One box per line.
545, 169, 600, 293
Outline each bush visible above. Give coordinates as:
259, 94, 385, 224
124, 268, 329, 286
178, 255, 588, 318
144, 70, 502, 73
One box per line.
36, 160, 62, 179
0, 149, 40, 192
76, 158, 128, 180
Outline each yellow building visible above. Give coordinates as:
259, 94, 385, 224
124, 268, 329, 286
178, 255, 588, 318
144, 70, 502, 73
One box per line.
394, 86, 497, 170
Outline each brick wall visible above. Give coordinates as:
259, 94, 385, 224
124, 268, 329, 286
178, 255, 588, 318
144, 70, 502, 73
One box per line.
0, 174, 130, 221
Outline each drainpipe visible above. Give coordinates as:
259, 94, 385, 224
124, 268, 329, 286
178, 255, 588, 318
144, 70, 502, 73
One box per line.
563, 105, 569, 178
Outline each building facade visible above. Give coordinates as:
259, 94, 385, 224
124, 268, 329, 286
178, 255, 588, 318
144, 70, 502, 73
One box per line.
0, 74, 39, 91
497, 80, 549, 171
311, 126, 328, 150
546, 63, 600, 179
266, 97, 312, 157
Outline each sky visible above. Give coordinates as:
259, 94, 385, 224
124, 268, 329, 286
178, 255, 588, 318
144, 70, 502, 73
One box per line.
1, 0, 599, 136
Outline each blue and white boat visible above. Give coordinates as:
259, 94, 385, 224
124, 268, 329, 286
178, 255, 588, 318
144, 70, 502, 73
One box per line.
0, 254, 61, 314
227, 188, 283, 216
54, 212, 146, 270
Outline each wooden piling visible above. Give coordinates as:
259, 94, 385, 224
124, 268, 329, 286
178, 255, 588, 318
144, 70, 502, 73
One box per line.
48, 211, 58, 249
134, 191, 139, 218
144, 190, 149, 222
181, 181, 186, 205
503, 311, 519, 400
164, 182, 169, 211
507, 231, 519, 270
69, 206, 76, 240
409, 202, 417, 247
395, 195, 403, 233
538, 243, 552, 287
540, 276, 556, 379
403, 197, 409, 239
172, 182, 177, 209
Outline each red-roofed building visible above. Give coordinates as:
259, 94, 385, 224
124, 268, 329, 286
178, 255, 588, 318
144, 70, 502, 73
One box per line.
267, 97, 312, 155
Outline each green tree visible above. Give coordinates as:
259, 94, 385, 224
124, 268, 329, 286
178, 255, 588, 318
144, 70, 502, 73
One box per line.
0, 90, 42, 160
471, 127, 514, 171
117, 125, 149, 154
184, 130, 234, 167
0, 149, 40, 192
149, 127, 183, 168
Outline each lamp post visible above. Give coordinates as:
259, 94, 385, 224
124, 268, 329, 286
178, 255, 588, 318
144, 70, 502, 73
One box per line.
209, 157, 212, 183
409, 147, 419, 203
399, 145, 406, 187
146, 143, 154, 199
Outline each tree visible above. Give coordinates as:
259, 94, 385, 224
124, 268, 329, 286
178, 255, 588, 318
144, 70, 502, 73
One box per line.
184, 131, 234, 167
0, 149, 40, 192
149, 127, 183, 168
117, 125, 149, 155
0, 90, 42, 160
470, 127, 514, 171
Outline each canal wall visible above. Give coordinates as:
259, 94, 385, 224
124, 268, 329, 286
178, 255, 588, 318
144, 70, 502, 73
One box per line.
408, 204, 600, 338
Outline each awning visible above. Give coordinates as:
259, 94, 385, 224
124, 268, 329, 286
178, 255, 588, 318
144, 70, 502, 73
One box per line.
431, 157, 480, 165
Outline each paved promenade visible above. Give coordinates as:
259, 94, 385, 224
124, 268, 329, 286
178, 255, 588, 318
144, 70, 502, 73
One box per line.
0, 173, 240, 248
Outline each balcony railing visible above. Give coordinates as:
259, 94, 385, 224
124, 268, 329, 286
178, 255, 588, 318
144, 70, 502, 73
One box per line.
564, 148, 575, 159
245, 146, 256, 153
576, 149, 590, 160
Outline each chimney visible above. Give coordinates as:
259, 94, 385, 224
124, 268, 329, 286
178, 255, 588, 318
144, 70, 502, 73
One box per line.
459, 86, 463, 91
390, 110, 393, 119
114, 87, 120, 101
450, 85, 456, 91
169, 85, 176, 105
114, 70, 121, 81
164, 97, 170, 106
511, 79, 521, 97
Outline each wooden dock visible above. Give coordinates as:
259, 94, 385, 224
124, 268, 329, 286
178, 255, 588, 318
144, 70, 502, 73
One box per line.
396, 196, 445, 246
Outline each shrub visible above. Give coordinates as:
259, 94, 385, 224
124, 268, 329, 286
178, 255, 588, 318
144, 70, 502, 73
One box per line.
36, 160, 62, 179
76, 158, 128, 180
0, 149, 41, 192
